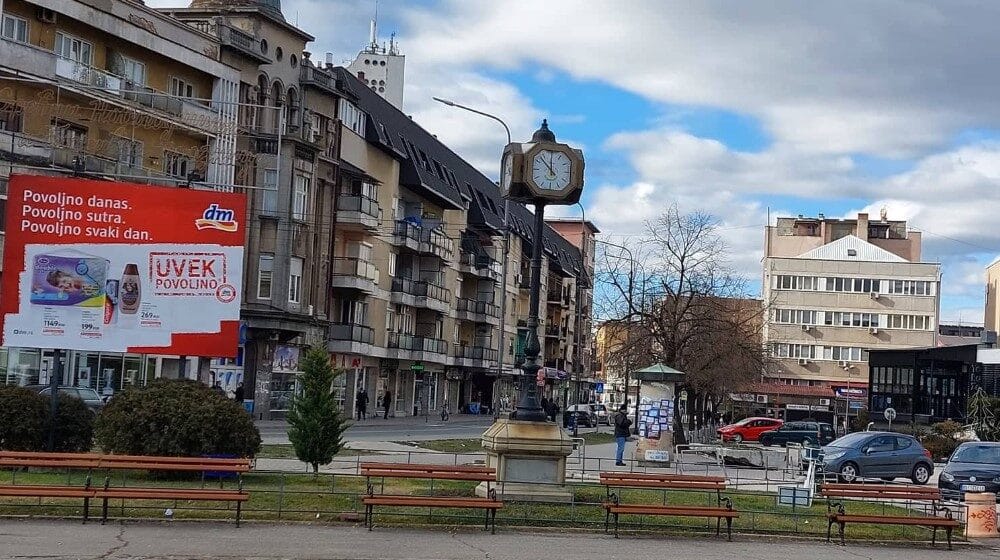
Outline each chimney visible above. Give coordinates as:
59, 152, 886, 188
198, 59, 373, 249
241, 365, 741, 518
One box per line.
857, 213, 869, 238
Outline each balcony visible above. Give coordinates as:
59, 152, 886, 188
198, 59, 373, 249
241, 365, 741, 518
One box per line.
327, 323, 375, 355
420, 228, 455, 261
0, 130, 52, 165
455, 297, 500, 326
300, 64, 337, 94
387, 333, 448, 363
56, 57, 122, 95
545, 325, 561, 338
459, 251, 501, 281
212, 21, 272, 64
336, 195, 381, 230
452, 345, 498, 369
0, 37, 56, 80
331, 258, 379, 293
390, 278, 451, 314
392, 220, 422, 252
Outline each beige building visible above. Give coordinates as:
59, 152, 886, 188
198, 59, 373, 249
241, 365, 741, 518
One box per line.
763, 213, 941, 392
984, 258, 1000, 334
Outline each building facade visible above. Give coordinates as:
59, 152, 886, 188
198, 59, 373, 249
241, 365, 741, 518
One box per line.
762, 213, 942, 403
0, 0, 240, 389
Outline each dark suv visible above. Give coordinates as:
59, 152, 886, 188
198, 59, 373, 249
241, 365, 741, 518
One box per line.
759, 421, 835, 447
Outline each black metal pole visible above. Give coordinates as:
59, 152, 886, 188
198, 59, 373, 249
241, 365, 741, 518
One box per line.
47, 349, 63, 451
513, 202, 548, 422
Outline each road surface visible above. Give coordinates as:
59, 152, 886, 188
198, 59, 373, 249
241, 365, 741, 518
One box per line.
259, 415, 499, 444
2, 520, 997, 560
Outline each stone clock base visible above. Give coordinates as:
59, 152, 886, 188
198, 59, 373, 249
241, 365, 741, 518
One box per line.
475, 419, 575, 503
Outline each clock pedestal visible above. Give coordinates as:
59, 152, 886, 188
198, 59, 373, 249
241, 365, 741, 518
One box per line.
476, 419, 575, 503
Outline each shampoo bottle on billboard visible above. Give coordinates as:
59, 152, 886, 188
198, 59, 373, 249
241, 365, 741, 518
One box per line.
120, 264, 141, 314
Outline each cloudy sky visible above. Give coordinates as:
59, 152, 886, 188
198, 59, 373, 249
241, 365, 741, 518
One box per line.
153, 0, 1000, 324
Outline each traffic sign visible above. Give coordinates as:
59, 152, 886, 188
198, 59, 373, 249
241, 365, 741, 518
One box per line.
883, 408, 897, 421
595, 382, 604, 394
410, 362, 425, 372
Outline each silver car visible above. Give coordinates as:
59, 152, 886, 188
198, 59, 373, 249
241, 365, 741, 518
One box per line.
821, 431, 934, 484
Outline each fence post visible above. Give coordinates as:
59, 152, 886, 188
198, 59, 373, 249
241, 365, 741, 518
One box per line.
277, 473, 285, 520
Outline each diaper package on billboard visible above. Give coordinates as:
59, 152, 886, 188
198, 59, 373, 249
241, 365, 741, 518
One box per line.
30, 251, 108, 307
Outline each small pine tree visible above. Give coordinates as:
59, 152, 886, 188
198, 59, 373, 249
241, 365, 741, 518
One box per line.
287, 347, 350, 473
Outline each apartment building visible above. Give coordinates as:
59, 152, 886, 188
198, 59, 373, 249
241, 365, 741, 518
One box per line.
0, 0, 239, 387
328, 65, 594, 419
762, 213, 941, 403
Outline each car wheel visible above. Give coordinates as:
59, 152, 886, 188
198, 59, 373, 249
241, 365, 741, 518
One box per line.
911, 463, 931, 485
732, 434, 744, 444
838, 462, 860, 483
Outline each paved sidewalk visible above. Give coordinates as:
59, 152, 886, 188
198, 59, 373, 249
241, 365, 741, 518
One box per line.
1, 520, 998, 560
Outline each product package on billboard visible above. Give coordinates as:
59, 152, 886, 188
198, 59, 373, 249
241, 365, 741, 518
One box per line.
30, 251, 108, 307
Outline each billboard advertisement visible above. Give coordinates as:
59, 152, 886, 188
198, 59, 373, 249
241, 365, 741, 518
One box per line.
1, 175, 246, 357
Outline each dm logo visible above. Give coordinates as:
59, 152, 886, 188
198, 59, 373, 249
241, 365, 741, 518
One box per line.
195, 204, 239, 232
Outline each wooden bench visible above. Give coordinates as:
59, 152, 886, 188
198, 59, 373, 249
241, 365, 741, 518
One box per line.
820, 483, 961, 549
360, 462, 502, 533
599, 472, 739, 539
0, 451, 250, 526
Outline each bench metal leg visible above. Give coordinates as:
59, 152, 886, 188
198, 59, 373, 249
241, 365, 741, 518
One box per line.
838, 521, 846, 546
491, 509, 497, 535
235, 500, 242, 528
932, 526, 937, 546
826, 517, 833, 543
101, 498, 109, 525
83, 497, 89, 524
726, 517, 733, 542
484, 507, 489, 531
946, 527, 953, 551
614, 511, 620, 539
366, 504, 373, 531
604, 507, 610, 534
716, 516, 721, 536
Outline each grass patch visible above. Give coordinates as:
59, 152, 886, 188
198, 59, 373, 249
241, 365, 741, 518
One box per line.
579, 432, 615, 445
257, 445, 365, 459
400, 439, 484, 453
0, 468, 953, 542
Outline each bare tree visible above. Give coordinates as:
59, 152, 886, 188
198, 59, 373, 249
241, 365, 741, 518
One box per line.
595, 206, 769, 443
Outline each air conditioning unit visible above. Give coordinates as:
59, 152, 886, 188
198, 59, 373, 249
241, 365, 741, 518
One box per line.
755, 394, 768, 404
839, 360, 850, 368
819, 398, 831, 406
870, 292, 880, 300
801, 324, 811, 332
37, 8, 56, 23
868, 327, 879, 334
797, 358, 810, 365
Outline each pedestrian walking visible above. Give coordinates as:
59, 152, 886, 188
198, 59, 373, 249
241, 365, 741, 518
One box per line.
440, 399, 450, 421
233, 382, 245, 402
541, 396, 549, 415
613, 404, 632, 466
383, 390, 392, 419
355, 389, 369, 420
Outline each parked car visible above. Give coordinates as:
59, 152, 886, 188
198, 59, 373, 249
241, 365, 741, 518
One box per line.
717, 417, 784, 443
821, 431, 934, 484
759, 421, 835, 447
23, 385, 105, 414
589, 404, 611, 425
938, 442, 1000, 501
563, 405, 597, 428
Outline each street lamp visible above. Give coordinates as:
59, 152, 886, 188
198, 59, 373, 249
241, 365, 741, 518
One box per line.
432, 97, 513, 410
501, 120, 585, 422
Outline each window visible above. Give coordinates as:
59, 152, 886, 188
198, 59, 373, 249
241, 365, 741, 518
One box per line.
288, 257, 303, 304
887, 314, 931, 330
823, 312, 880, 328
0, 102, 23, 132
385, 307, 395, 332
338, 99, 366, 136
822, 346, 864, 362
55, 32, 92, 64
773, 308, 817, 325
2, 14, 27, 43
388, 252, 396, 276
292, 174, 309, 220
776, 275, 816, 290
261, 168, 277, 215
170, 76, 195, 99
340, 299, 367, 323
164, 151, 193, 178
257, 255, 273, 300
51, 119, 87, 150
119, 56, 146, 85
111, 136, 142, 168
774, 344, 815, 359
886, 280, 932, 296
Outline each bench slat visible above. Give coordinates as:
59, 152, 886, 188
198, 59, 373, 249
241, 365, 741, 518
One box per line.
96, 489, 248, 501
361, 470, 495, 481
601, 479, 725, 490
600, 472, 725, 483
608, 504, 739, 518
360, 462, 495, 474
363, 496, 502, 508
0, 485, 94, 498
831, 514, 959, 527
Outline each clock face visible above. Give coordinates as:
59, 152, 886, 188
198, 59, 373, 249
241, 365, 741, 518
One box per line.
531, 150, 572, 190
501, 153, 513, 192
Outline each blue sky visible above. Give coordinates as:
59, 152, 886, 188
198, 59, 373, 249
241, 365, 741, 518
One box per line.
150, 1, 1000, 324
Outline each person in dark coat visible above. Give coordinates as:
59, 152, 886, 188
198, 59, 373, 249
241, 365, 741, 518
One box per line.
383, 390, 392, 419
356, 389, 369, 420
613, 404, 633, 466
233, 383, 245, 402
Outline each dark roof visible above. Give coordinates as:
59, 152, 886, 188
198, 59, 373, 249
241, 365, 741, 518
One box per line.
332, 66, 584, 274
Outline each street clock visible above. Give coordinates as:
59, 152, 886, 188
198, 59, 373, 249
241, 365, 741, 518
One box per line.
500, 120, 584, 204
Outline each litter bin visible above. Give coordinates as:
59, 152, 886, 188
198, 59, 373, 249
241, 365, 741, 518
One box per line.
964, 493, 998, 537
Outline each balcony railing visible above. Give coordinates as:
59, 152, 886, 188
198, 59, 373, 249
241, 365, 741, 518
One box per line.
337, 195, 380, 219
332, 257, 378, 282
394, 220, 421, 243
420, 228, 455, 261
391, 277, 451, 304
388, 333, 448, 355
456, 297, 499, 318
55, 57, 122, 94
545, 325, 561, 338
329, 323, 374, 344
212, 21, 272, 63
299, 64, 336, 92
453, 345, 498, 362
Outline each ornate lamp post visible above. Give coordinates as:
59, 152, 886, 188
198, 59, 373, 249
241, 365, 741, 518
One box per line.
500, 120, 585, 423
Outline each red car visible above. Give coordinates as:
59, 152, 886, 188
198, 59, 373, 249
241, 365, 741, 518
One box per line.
717, 417, 784, 443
